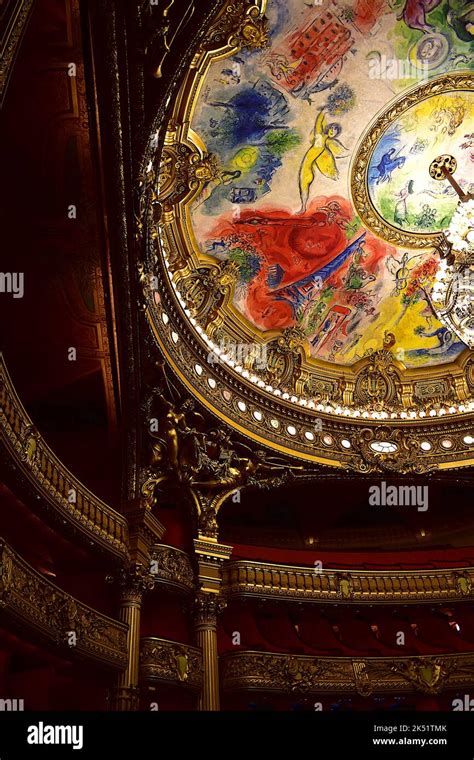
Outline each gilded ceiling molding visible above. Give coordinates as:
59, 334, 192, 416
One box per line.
0, 0, 34, 108
221, 651, 474, 696
351, 72, 474, 249
142, 285, 474, 469
0, 355, 129, 560
0, 541, 128, 669
223, 561, 474, 604
140, 637, 203, 690
137, 3, 474, 472
149, 544, 195, 593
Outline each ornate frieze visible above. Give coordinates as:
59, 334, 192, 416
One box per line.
0, 541, 128, 669
221, 651, 474, 695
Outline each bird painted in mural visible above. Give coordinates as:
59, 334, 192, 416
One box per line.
298, 110, 347, 214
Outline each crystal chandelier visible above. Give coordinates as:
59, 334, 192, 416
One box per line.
429, 155, 474, 348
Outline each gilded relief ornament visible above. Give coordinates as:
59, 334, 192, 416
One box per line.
391, 658, 456, 694
453, 571, 472, 597
140, 639, 202, 688
141, 389, 301, 536
259, 327, 305, 390
336, 573, 354, 600
204, 2, 268, 51
175, 262, 238, 328
353, 333, 402, 411
352, 661, 372, 697
346, 426, 435, 475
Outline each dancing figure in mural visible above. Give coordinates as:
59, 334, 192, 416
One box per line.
298, 110, 347, 214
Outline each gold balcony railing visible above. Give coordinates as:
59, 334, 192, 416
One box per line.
0, 355, 129, 560
140, 637, 203, 690
223, 560, 474, 603
0, 540, 128, 669
221, 650, 474, 695
149, 544, 195, 593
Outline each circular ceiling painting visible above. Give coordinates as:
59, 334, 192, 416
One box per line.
186, 0, 473, 369
141, 0, 474, 469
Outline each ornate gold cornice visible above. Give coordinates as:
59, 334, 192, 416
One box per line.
140, 636, 203, 690
149, 544, 195, 593
144, 291, 474, 469
0, 355, 129, 560
0, 0, 34, 108
223, 561, 474, 604
221, 650, 474, 696
0, 540, 128, 669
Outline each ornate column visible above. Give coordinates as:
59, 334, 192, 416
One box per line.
193, 537, 232, 711
111, 564, 155, 710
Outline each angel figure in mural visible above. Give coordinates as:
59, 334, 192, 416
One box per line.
298, 110, 347, 214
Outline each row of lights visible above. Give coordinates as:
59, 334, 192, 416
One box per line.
161, 312, 474, 452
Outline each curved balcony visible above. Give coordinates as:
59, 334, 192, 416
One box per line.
223, 560, 474, 604
0, 540, 128, 669
0, 355, 129, 560
149, 545, 195, 593
221, 650, 474, 695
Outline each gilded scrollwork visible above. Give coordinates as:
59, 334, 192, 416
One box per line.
204, 2, 268, 52
391, 658, 457, 694
175, 262, 238, 328
221, 651, 474, 695
346, 426, 436, 475
353, 334, 403, 411
0, 542, 127, 667
149, 545, 194, 591
141, 387, 301, 536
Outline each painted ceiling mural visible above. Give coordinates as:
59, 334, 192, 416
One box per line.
189, 0, 474, 368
